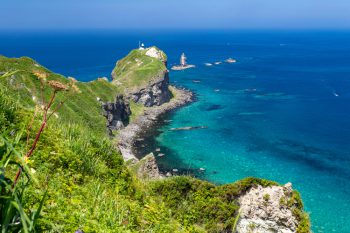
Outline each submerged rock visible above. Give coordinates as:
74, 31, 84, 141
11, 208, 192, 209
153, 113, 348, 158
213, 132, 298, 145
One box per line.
170, 126, 207, 131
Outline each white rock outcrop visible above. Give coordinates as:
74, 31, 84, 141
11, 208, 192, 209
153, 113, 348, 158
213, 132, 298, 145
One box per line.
237, 183, 298, 233
145, 47, 164, 61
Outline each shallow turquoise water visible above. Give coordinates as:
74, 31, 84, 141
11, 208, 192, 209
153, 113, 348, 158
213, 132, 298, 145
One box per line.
1, 30, 350, 232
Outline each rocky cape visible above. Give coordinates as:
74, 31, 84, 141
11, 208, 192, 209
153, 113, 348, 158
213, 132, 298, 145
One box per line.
104, 47, 310, 233
106, 46, 194, 162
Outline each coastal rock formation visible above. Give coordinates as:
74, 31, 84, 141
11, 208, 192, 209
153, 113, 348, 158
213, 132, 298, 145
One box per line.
128, 70, 171, 107
237, 183, 301, 233
145, 47, 167, 63
135, 153, 162, 179
111, 46, 171, 107
118, 87, 193, 161
102, 95, 131, 134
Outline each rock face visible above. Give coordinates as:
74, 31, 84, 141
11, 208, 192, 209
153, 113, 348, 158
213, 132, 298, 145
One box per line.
128, 70, 171, 107
136, 153, 162, 179
237, 183, 299, 233
118, 87, 193, 162
102, 95, 131, 134
145, 47, 166, 61
111, 46, 171, 107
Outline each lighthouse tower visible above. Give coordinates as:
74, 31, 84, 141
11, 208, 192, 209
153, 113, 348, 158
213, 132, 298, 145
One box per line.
180, 53, 187, 67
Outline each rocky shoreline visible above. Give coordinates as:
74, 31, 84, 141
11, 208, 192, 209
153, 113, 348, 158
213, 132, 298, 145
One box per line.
117, 86, 194, 162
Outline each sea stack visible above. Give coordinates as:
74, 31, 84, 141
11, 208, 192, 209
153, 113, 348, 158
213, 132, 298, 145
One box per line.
171, 52, 195, 70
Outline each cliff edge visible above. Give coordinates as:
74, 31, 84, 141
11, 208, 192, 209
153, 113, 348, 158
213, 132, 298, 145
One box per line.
111, 46, 171, 107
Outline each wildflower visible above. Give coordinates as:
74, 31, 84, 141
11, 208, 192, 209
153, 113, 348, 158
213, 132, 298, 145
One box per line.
33, 70, 48, 81
47, 80, 68, 92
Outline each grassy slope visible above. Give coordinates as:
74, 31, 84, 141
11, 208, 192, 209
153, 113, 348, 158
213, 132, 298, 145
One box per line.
111, 47, 167, 92
0, 55, 310, 232
0, 55, 121, 136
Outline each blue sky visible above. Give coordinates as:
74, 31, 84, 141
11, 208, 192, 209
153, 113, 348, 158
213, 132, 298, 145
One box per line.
1, 0, 350, 29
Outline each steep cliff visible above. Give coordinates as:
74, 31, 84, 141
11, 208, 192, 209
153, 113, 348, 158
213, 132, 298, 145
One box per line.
111, 47, 171, 107
127, 70, 171, 107
102, 94, 131, 134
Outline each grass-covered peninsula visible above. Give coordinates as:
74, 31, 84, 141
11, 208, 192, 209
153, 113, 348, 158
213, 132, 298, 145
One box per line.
111, 47, 167, 92
0, 48, 310, 233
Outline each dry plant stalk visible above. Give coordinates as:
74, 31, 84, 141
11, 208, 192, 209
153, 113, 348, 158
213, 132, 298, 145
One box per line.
12, 70, 80, 187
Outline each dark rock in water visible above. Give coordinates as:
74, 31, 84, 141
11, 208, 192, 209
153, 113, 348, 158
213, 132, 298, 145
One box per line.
128, 71, 171, 107
102, 95, 131, 135
170, 126, 207, 131
205, 104, 223, 111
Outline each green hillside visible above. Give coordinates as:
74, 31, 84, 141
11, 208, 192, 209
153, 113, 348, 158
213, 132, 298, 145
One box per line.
0, 56, 124, 135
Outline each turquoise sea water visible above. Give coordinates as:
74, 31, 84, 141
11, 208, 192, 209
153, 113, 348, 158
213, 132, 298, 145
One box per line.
1, 30, 350, 232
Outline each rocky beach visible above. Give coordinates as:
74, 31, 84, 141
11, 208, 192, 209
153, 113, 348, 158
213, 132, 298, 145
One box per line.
117, 86, 194, 162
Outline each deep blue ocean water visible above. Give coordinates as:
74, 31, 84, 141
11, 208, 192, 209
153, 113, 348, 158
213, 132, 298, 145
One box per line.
1, 30, 350, 232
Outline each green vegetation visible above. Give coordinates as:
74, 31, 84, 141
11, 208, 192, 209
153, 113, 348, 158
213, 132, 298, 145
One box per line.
111, 47, 167, 91
0, 56, 120, 136
0, 55, 310, 232
149, 177, 278, 232
263, 193, 270, 202
128, 100, 145, 122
